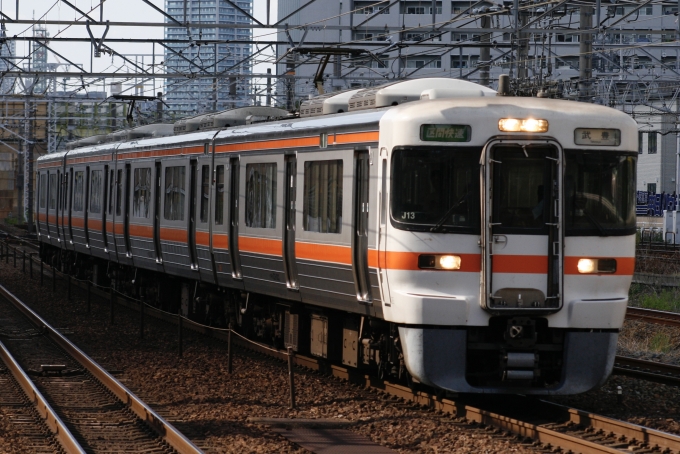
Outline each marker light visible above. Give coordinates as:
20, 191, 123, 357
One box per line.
577, 258, 617, 274
418, 254, 462, 270
577, 259, 596, 274
498, 118, 549, 133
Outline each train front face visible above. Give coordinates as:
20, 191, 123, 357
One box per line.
379, 97, 638, 394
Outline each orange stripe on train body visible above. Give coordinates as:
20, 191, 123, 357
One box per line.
239, 236, 282, 256
159, 227, 187, 243
492, 254, 548, 274
88, 219, 103, 231
385, 251, 482, 272
71, 216, 85, 228
563, 256, 635, 276
129, 224, 154, 238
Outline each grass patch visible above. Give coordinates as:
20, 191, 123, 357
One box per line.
649, 332, 674, 353
638, 289, 680, 312
629, 285, 680, 313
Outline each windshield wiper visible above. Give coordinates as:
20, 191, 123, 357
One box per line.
430, 199, 466, 233
583, 210, 606, 236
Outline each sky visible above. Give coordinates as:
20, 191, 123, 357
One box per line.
1, 0, 278, 96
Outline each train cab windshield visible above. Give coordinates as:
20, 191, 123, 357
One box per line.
390, 147, 481, 233
564, 151, 636, 235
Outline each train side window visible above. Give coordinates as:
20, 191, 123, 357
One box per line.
133, 167, 152, 218
90, 170, 102, 214
39, 174, 47, 209
73, 171, 84, 212
380, 159, 387, 226
245, 163, 277, 228
164, 166, 186, 221
49, 174, 57, 209
200, 165, 210, 223
108, 169, 115, 215
303, 159, 343, 233
61, 173, 69, 210
215, 165, 224, 224
116, 169, 123, 216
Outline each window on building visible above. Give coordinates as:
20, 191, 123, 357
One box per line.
39, 174, 47, 209
303, 160, 343, 233
164, 166, 186, 221
49, 174, 56, 210
200, 165, 210, 223
648, 183, 657, 194
638, 132, 644, 154
451, 1, 473, 14
648, 132, 657, 154
245, 163, 277, 228
452, 32, 480, 41
406, 57, 442, 68
73, 171, 84, 212
402, 1, 442, 14
616, 5, 653, 16
405, 32, 441, 41
555, 33, 578, 43
354, 1, 389, 14
215, 165, 224, 225
451, 55, 478, 68
90, 170, 102, 214
133, 168, 151, 218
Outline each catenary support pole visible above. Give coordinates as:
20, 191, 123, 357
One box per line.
227, 324, 233, 374
288, 347, 296, 409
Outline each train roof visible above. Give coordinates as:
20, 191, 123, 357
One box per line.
39, 82, 639, 165
37, 108, 387, 164
381, 96, 639, 151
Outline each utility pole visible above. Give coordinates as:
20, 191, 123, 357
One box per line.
25, 99, 34, 232
285, 54, 295, 110
480, 15, 491, 86
579, 6, 594, 101
266, 68, 272, 106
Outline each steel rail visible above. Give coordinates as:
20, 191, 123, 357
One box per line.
0, 340, 85, 454
64, 279, 680, 454
0, 283, 203, 454
12, 246, 680, 454
625, 306, 680, 327
613, 355, 680, 386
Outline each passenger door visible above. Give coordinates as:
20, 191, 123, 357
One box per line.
283, 154, 299, 292
239, 154, 287, 298
352, 149, 372, 303
481, 140, 563, 312
228, 157, 242, 280
196, 155, 215, 283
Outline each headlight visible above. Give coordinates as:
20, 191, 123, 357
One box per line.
418, 254, 462, 270
577, 258, 617, 274
498, 118, 549, 133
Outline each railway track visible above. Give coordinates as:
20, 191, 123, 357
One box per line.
0, 359, 65, 453
625, 306, 680, 327
4, 238, 680, 453
0, 283, 202, 454
40, 272, 680, 454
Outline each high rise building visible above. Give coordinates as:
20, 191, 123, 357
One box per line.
277, 0, 680, 194
164, 0, 253, 116
0, 24, 16, 95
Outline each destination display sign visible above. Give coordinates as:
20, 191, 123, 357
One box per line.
420, 124, 471, 142
574, 128, 621, 146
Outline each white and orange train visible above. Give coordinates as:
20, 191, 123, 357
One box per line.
35, 78, 637, 394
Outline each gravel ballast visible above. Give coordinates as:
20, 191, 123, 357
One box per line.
0, 253, 543, 453
0, 243, 679, 452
